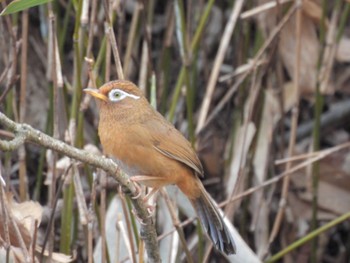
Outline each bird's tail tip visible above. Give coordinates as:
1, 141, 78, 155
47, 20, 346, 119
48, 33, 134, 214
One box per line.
192, 193, 236, 255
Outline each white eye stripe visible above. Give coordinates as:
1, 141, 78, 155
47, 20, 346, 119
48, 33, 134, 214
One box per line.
108, 89, 140, 102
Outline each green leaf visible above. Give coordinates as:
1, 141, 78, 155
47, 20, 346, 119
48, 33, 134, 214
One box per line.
0, 0, 52, 16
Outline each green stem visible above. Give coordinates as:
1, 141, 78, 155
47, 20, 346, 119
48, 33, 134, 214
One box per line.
336, 1, 350, 42
168, 0, 215, 121
310, 1, 327, 260
266, 212, 350, 263
70, 0, 83, 121
60, 182, 75, 253
58, 0, 73, 54
60, 0, 83, 254
310, 86, 323, 263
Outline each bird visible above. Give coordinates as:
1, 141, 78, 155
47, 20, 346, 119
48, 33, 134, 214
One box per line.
84, 80, 236, 255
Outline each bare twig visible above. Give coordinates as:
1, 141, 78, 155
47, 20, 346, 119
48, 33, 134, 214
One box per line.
105, 8, 112, 83
196, 0, 245, 134
73, 164, 89, 225
18, 10, 29, 202
103, 0, 124, 79
240, 0, 292, 20
99, 171, 107, 263
160, 189, 194, 263
0, 169, 11, 261
202, 3, 298, 133
0, 112, 161, 263
279, 99, 350, 144
119, 190, 137, 263
85, 0, 97, 59
269, 0, 303, 244
0, 132, 26, 151
40, 163, 72, 261
124, 2, 142, 78
88, 173, 98, 263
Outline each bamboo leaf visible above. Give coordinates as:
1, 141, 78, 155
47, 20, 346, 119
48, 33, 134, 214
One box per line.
1, 0, 52, 16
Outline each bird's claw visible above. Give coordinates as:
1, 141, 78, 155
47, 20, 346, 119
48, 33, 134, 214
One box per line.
130, 180, 142, 199
131, 206, 154, 225
146, 203, 156, 215
131, 209, 148, 225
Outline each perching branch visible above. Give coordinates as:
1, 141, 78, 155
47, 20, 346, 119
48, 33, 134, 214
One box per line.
0, 112, 161, 263
0, 132, 26, 151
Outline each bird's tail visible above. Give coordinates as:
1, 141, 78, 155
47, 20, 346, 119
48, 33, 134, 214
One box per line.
191, 188, 236, 255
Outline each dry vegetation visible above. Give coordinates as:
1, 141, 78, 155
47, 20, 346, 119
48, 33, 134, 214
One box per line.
1, 0, 350, 262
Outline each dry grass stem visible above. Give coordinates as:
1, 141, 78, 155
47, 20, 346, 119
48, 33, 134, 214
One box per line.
269, 0, 303, 245
203, 3, 298, 131
160, 189, 194, 263
196, 0, 245, 134
241, 0, 292, 20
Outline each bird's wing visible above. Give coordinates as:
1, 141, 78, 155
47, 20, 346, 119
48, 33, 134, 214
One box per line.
144, 112, 204, 177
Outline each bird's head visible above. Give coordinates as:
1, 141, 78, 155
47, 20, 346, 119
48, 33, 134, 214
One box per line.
84, 80, 144, 107
84, 80, 151, 124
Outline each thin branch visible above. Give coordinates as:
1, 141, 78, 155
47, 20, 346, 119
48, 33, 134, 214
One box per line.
0, 112, 161, 263
269, 0, 303, 244
201, 3, 298, 133
160, 189, 194, 263
0, 171, 11, 260
0, 132, 26, 151
103, 0, 124, 79
240, 0, 292, 20
195, 0, 245, 134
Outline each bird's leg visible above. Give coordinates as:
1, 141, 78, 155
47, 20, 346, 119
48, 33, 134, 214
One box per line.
129, 176, 151, 199
143, 188, 160, 214
130, 175, 166, 201
130, 175, 166, 215
131, 175, 166, 184
130, 175, 167, 199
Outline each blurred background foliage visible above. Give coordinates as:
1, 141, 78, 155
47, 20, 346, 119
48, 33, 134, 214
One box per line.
1, 0, 350, 262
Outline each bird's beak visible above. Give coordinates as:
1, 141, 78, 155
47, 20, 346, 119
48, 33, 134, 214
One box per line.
83, 88, 108, 102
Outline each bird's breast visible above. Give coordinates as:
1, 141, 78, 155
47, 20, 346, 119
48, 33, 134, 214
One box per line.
98, 122, 159, 175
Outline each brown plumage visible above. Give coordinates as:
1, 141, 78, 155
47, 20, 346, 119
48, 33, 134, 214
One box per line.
84, 80, 236, 255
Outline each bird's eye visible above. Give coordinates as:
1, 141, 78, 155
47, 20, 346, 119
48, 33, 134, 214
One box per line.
108, 89, 126, 102
113, 91, 121, 98
108, 88, 141, 102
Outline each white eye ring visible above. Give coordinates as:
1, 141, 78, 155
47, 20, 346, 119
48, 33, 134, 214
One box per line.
108, 89, 140, 102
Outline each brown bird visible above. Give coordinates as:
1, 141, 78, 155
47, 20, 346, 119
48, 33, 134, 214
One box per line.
84, 80, 236, 255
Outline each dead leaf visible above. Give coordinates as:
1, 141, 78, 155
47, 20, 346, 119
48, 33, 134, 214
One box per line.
251, 90, 280, 257
288, 192, 335, 222
36, 246, 74, 263
283, 82, 299, 112
0, 193, 42, 249
227, 122, 256, 197
290, 149, 350, 216
336, 37, 350, 62
279, 11, 319, 95
256, 0, 331, 96
302, 0, 328, 26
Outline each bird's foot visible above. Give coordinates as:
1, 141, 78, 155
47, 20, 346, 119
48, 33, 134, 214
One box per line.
129, 177, 159, 222
130, 176, 161, 201
130, 180, 142, 199
145, 202, 156, 215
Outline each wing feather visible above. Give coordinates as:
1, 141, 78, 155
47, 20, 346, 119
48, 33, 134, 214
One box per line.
143, 112, 204, 177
